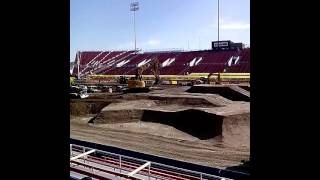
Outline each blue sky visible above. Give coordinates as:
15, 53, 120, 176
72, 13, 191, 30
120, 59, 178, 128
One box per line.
70, 0, 250, 61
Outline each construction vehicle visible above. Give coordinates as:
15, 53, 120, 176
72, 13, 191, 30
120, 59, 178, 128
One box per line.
70, 76, 77, 86
118, 76, 129, 84
70, 75, 89, 98
124, 57, 160, 93
207, 73, 222, 84
70, 85, 89, 99
150, 58, 161, 85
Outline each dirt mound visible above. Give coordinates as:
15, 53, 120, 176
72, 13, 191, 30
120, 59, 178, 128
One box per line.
92, 109, 145, 124
70, 101, 111, 116
70, 85, 250, 168
141, 109, 224, 140
70, 115, 94, 124
95, 122, 199, 141
123, 93, 230, 107
147, 96, 219, 107
222, 113, 250, 147
187, 85, 250, 102
91, 105, 249, 147
91, 100, 157, 123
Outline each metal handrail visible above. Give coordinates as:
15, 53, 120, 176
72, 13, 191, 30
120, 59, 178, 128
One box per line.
71, 144, 235, 180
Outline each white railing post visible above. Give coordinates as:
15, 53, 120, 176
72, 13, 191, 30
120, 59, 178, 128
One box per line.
148, 163, 151, 180
83, 147, 85, 163
70, 144, 72, 156
119, 155, 122, 173
70, 149, 96, 161
128, 162, 151, 177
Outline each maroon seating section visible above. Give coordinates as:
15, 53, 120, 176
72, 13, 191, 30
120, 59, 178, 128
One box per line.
72, 48, 250, 75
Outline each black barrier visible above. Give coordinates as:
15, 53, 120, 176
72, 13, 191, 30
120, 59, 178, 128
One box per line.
70, 138, 250, 180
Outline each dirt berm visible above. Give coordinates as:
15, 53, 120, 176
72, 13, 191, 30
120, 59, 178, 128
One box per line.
187, 84, 250, 102
91, 99, 249, 147
70, 90, 250, 168
70, 98, 122, 116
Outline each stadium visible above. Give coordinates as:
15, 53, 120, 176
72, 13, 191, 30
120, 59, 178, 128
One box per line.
71, 40, 249, 77
70, 1, 250, 180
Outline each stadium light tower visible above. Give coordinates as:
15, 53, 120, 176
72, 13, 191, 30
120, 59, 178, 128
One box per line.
130, 2, 139, 51
217, 0, 220, 49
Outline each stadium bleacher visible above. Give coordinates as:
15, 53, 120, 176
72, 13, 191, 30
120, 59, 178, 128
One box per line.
72, 48, 250, 76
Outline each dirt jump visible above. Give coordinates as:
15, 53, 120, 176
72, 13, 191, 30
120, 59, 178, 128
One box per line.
70, 85, 250, 169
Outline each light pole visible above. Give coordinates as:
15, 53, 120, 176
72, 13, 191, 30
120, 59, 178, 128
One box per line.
77, 51, 80, 79
217, 0, 220, 49
130, 2, 139, 51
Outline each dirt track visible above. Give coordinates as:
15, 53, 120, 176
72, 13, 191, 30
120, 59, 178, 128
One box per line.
70, 119, 249, 168
70, 85, 250, 169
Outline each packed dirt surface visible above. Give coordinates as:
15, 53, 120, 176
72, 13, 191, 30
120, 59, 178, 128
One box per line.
95, 122, 199, 141
70, 85, 250, 169
70, 122, 249, 169
187, 84, 250, 101
239, 85, 250, 92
